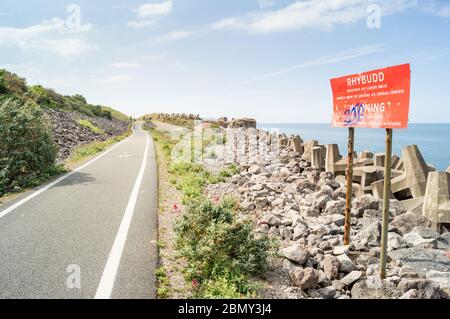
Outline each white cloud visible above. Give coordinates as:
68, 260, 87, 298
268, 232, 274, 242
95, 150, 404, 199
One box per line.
111, 62, 141, 69
225, 44, 385, 89
128, 1, 172, 28
0, 17, 95, 56
97, 75, 135, 84
212, 0, 416, 33
149, 30, 193, 43
136, 1, 172, 17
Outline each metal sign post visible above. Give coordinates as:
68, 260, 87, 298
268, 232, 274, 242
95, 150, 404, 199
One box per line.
379, 128, 393, 279
330, 63, 411, 276
344, 127, 354, 245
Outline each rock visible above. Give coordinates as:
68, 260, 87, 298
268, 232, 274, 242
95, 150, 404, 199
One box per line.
388, 248, 450, 273
389, 212, 431, 235
336, 254, 356, 273
261, 213, 281, 227
426, 270, 450, 290
354, 221, 381, 245
280, 227, 293, 240
279, 244, 310, 265
351, 276, 402, 299
292, 223, 309, 240
240, 200, 256, 211
330, 214, 345, 226
289, 267, 319, 290
323, 255, 340, 280
333, 245, 349, 256
300, 207, 320, 218
324, 200, 345, 215
387, 232, 405, 251
341, 271, 363, 287
248, 165, 261, 174
332, 279, 346, 291
403, 231, 438, 248
315, 195, 331, 210
400, 289, 419, 299
279, 167, 291, 178
397, 278, 443, 299
319, 241, 332, 251
399, 266, 419, 278
310, 287, 336, 299
352, 195, 379, 217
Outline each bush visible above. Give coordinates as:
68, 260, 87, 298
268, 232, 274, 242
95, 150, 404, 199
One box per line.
0, 98, 57, 194
175, 198, 269, 297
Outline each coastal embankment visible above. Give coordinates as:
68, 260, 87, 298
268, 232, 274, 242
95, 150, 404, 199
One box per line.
149, 113, 450, 299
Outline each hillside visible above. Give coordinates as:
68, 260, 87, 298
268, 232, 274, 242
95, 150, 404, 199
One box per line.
0, 69, 130, 161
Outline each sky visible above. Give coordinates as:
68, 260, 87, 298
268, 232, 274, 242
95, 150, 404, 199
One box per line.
0, 0, 449, 123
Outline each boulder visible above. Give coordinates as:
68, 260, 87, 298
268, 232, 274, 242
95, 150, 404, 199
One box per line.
389, 212, 431, 235
341, 271, 363, 287
324, 200, 345, 215
322, 255, 340, 280
279, 244, 310, 265
351, 276, 402, 299
261, 213, 281, 227
293, 223, 309, 240
403, 226, 440, 248
289, 267, 320, 290
336, 254, 356, 273
388, 248, 450, 273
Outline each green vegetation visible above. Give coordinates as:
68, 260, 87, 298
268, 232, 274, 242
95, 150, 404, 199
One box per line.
147, 126, 266, 299
0, 68, 130, 196
0, 69, 129, 122
155, 266, 170, 299
176, 199, 269, 299
68, 131, 132, 164
77, 119, 105, 135
0, 99, 63, 195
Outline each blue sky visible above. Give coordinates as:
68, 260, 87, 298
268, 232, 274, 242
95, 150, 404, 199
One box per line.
0, 0, 449, 122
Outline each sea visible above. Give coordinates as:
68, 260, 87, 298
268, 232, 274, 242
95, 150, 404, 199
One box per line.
257, 123, 450, 171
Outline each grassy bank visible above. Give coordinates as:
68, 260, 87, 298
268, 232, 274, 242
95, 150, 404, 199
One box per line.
148, 124, 269, 299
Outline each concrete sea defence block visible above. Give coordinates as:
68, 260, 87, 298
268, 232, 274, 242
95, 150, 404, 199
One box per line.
325, 144, 342, 174
289, 135, 304, 155
374, 153, 385, 167
311, 146, 326, 169
422, 171, 450, 224
371, 179, 395, 200
391, 145, 429, 200
302, 140, 318, 162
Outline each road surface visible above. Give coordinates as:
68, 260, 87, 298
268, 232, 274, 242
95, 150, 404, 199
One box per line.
0, 123, 158, 299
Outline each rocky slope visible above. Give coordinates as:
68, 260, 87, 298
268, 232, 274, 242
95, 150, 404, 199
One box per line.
203, 127, 450, 299
45, 108, 129, 162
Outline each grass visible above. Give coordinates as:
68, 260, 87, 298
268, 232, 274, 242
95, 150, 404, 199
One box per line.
155, 266, 170, 299
67, 130, 132, 164
77, 119, 105, 135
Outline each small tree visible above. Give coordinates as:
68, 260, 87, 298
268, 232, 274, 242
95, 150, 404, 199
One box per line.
0, 98, 57, 194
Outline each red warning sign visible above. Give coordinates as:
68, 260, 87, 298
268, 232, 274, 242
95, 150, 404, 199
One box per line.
331, 63, 411, 128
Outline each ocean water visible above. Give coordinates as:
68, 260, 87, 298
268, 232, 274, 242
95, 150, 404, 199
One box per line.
258, 123, 450, 171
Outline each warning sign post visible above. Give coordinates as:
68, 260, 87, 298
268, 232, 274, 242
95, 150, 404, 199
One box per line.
330, 63, 411, 278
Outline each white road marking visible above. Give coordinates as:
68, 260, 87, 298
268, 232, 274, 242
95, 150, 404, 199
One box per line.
0, 130, 135, 220
94, 130, 150, 299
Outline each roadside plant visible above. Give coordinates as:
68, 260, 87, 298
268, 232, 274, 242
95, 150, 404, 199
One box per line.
0, 98, 57, 194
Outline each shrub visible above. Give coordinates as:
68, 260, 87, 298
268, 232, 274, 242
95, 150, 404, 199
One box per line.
175, 198, 269, 297
0, 98, 57, 194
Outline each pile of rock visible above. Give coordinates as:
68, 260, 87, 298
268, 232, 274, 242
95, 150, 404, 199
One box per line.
45, 108, 129, 161
204, 126, 450, 299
